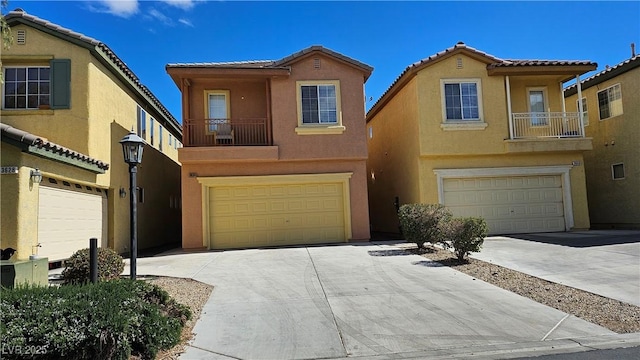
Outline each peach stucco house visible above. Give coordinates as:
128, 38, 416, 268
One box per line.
166, 46, 373, 249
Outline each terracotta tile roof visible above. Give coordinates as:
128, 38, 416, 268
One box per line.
1, 124, 110, 171
167, 45, 373, 80
565, 55, 640, 96
367, 42, 597, 120
5, 9, 181, 137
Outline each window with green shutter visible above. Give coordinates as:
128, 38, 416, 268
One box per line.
50, 59, 71, 109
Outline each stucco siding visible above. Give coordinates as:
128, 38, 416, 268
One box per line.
566, 67, 640, 228
367, 77, 421, 233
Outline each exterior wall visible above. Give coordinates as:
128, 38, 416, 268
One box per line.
366, 77, 421, 233
367, 51, 594, 235
270, 54, 368, 161
1, 22, 182, 259
566, 67, 640, 228
180, 158, 369, 248
1, 24, 92, 153
417, 153, 590, 230
178, 52, 371, 248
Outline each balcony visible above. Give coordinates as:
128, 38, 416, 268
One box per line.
511, 112, 584, 139
505, 112, 592, 153
183, 118, 270, 147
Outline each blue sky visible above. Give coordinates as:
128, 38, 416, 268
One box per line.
5, 1, 640, 121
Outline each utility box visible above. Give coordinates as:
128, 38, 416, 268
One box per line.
1, 258, 49, 288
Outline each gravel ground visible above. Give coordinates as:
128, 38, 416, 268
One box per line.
146, 277, 213, 360
400, 243, 640, 334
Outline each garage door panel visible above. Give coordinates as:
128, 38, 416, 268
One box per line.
209, 180, 347, 249
443, 175, 565, 235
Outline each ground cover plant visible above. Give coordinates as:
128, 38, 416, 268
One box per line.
0, 280, 191, 360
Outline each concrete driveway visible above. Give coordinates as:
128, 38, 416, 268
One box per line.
473, 230, 640, 306
133, 243, 632, 359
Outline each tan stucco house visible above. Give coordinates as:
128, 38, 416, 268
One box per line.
367, 42, 597, 236
1, 10, 182, 263
564, 52, 639, 229
166, 46, 373, 249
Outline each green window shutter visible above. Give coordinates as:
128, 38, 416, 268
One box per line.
50, 59, 71, 109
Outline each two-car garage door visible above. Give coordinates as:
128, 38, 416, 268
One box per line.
202, 174, 352, 249
442, 174, 566, 235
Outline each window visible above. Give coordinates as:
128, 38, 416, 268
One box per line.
137, 106, 147, 139
612, 163, 625, 180
597, 84, 623, 120
150, 117, 155, 145
3, 66, 50, 109
169, 134, 173, 147
159, 126, 163, 151
295, 80, 343, 134
527, 87, 548, 126
577, 97, 588, 126
441, 79, 482, 121
205, 90, 230, 133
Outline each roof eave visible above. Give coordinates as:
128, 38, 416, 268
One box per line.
487, 64, 598, 81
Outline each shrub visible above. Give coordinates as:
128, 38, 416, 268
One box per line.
0, 280, 192, 360
62, 247, 125, 284
398, 203, 452, 249
443, 217, 488, 261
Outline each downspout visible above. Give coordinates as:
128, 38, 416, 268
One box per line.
576, 75, 585, 137
505, 76, 514, 139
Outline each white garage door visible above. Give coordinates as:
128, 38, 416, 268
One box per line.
38, 179, 107, 261
443, 175, 565, 235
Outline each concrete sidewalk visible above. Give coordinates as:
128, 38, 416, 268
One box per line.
473, 230, 640, 306
130, 242, 638, 359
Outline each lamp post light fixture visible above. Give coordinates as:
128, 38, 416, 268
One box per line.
119, 131, 145, 280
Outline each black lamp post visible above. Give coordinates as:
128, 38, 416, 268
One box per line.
119, 131, 145, 280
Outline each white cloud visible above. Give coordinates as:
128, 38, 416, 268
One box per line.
178, 18, 193, 27
148, 8, 174, 26
94, 0, 139, 18
161, 0, 196, 10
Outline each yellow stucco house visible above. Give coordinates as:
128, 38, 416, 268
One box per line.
564, 52, 639, 229
1, 10, 182, 264
367, 42, 597, 236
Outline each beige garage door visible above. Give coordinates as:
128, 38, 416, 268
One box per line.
208, 179, 349, 249
443, 175, 565, 235
38, 180, 107, 262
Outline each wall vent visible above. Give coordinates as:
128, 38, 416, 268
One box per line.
16, 30, 26, 45
314, 58, 321, 69
456, 57, 463, 69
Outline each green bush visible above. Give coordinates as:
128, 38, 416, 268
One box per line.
0, 280, 192, 360
62, 247, 125, 284
398, 203, 452, 249
443, 217, 488, 261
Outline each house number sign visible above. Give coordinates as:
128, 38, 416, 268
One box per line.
1, 166, 19, 174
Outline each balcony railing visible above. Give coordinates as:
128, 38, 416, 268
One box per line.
511, 112, 584, 139
183, 118, 270, 147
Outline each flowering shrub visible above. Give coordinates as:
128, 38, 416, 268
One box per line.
398, 203, 452, 249
0, 280, 191, 360
62, 247, 125, 284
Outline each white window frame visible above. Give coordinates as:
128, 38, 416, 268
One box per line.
204, 90, 230, 134
439, 78, 487, 131
150, 117, 155, 146
137, 106, 147, 140
159, 126, 163, 151
577, 97, 588, 126
597, 83, 623, 121
2, 66, 51, 110
295, 80, 344, 135
612, 163, 625, 180
527, 86, 549, 126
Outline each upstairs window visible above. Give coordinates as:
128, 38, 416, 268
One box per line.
295, 80, 344, 135
598, 84, 623, 120
2, 59, 70, 110
441, 79, 483, 122
3, 66, 50, 109
137, 106, 147, 139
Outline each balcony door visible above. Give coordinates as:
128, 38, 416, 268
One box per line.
206, 90, 230, 132
527, 87, 548, 126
